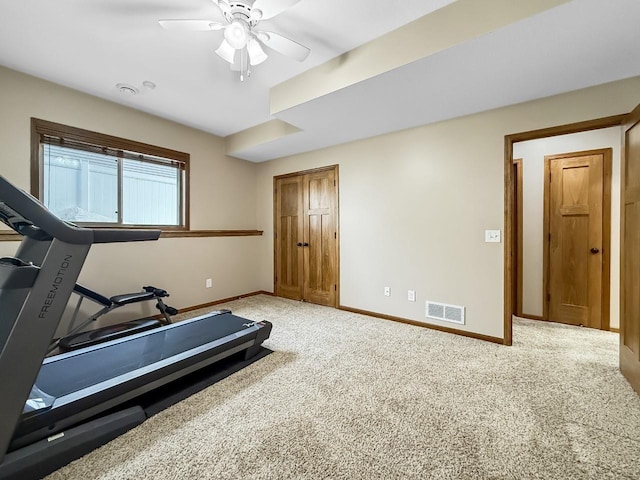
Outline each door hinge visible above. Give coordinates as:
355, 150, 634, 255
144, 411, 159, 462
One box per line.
334, 284, 337, 291
334, 180, 336, 187
548, 233, 551, 242
334, 232, 337, 239
547, 293, 551, 301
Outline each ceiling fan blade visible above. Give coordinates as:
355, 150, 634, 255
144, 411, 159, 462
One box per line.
159, 19, 224, 31
215, 39, 237, 64
257, 31, 310, 61
247, 37, 268, 66
252, 0, 301, 20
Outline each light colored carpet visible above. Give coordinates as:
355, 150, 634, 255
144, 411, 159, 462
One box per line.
47, 295, 640, 479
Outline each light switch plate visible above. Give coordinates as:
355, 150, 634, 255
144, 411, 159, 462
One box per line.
485, 230, 501, 243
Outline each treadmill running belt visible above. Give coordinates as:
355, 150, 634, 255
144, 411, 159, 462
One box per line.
35, 312, 251, 397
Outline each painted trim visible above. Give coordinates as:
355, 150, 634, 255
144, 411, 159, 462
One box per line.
339, 305, 504, 345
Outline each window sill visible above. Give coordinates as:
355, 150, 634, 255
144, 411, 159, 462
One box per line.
160, 230, 263, 238
0, 230, 263, 242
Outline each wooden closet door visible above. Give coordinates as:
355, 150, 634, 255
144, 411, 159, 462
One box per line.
275, 176, 303, 300
303, 169, 337, 307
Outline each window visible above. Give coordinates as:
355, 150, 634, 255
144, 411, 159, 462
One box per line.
31, 119, 189, 229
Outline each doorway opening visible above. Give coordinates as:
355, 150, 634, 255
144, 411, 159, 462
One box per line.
504, 114, 627, 345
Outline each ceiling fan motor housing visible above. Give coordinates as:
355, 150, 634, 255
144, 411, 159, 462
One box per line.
225, 1, 261, 27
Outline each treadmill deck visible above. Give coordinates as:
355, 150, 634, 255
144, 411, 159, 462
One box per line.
12, 311, 271, 449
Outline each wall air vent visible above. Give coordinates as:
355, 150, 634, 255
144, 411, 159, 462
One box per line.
426, 301, 465, 325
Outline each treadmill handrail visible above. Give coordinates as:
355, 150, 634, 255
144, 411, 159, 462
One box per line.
0, 175, 160, 244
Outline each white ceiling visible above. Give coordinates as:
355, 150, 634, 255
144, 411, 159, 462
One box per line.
1, 0, 640, 162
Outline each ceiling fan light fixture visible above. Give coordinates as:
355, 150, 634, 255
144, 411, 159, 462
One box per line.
247, 37, 268, 65
215, 39, 236, 64
224, 20, 249, 49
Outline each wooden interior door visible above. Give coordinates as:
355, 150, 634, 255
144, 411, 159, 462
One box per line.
620, 104, 640, 395
274, 166, 338, 307
303, 169, 337, 306
545, 150, 608, 328
275, 175, 303, 300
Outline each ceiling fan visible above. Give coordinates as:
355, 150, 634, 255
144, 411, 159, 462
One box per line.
159, 0, 310, 81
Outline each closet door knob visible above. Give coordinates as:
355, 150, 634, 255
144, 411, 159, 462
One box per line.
590, 247, 600, 254
302, 242, 309, 247
297, 242, 303, 247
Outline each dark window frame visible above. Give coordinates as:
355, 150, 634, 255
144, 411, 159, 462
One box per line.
30, 118, 190, 230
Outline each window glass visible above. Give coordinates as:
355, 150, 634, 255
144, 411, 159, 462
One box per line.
122, 158, 179, 225
43, 143, 118, 223
33, 119, 188, 229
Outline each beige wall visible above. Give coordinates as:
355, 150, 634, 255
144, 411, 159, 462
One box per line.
513, 128, 621, 328
2, 64, 639, 341
256, 77, 640, 339
0, 66, 262, 329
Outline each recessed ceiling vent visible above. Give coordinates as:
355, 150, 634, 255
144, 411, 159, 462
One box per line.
426, 301, 465, 325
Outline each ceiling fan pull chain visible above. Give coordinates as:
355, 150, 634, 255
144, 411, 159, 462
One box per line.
240, 47, 245, 82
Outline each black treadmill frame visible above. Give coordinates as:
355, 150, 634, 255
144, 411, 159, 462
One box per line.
0, 175, 272, 479
11, 312, 269, 450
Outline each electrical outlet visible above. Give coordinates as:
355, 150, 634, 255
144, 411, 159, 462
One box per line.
384, 286, 391, 297
206, 278, 212, 288
408, 290, 416, 302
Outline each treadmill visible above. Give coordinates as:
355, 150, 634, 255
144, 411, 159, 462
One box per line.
0, 175, 272, 480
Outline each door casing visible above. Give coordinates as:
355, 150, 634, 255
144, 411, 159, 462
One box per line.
513, 158, 523, 318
